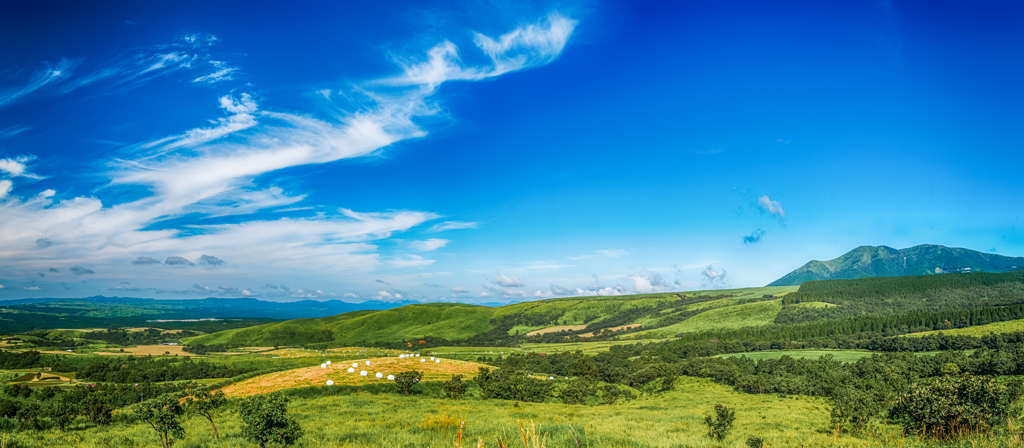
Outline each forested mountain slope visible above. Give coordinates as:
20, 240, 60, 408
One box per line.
769, 244, 1024, 286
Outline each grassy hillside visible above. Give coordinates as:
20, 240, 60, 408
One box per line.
184, 287, 798, 348
770, 244, 1024, 286
905, 318, 1024, 338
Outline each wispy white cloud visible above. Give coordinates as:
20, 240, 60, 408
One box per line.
410, 238, 448, 251
0, 15, 576, 296
494, 274, 524, 287
0, 125, 30, 139
192, 61, 237, 84
0, 58, 76, 108
568, 248, 628, 261
428, 221, 478, 232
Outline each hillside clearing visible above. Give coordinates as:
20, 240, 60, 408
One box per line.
905, 318, 1024, 338
525, 325, 587, 336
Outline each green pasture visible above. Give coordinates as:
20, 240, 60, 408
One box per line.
636, 299, 784, 338
520, 339, 672, 354
713, 349, 877, 363
905, 318, 1024, 338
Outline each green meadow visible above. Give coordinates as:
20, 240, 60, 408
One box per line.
905, 318, 1024, 338
2, 376, 998, 448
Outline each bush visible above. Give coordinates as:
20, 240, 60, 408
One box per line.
394, 370, 423, 395
473, 367, 493, 399
484, 369, 553, 403
560, 378, 595, 405
443, 375, 468, 400
830, 388, 884, 435
600, 384, 622, 404
704, 403, 735, 441
746, 437, 764, 448
238, 393, 303, 447
889, 371, 1019, 438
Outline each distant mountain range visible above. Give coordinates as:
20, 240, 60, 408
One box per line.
768, 244, 1024, 286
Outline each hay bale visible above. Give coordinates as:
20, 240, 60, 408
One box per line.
352, 363, 358, 368
326, 380, 334, 386
365, 360, 371, 365
360, 371, 367, 376
326, 361, 332, 365
320, 363, 326, 368
347, 368, 355, 373
375, 372, 383, 378
387, 374, 395, 381
435, 359, 440, 363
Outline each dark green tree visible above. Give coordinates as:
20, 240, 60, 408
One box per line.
238, 393, 304, 447
473, 367, 493, 399
394, 370, 423, 395
43, 395, 78, 431
443, 374, 469, 400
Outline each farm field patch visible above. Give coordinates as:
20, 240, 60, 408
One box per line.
220, 356, 486, 397
93, 344, 189, 356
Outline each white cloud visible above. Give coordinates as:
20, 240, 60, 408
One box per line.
758, 195, 786, 220
0, 58, 76, 108
0, 155, 38, 178
23, 286, 41, 291
494, 275, 523, 287
193, 61, 237, 84
428, 221, 478, 232
0, 284, 4, 289
0, 14, 575, 294
387, 254, 436, 268
569, 249, 628, 261
451, 286, 468, 293
410, 238, 448, 251
532, 290, 553, 298
479, 291, 490, 297
0, 180, 11, 199
702, 264, 730, 289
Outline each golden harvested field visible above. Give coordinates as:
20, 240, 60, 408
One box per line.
525, 325, 586, 336
93, 344, 189, 356
263, 346, 411, 359
220, 356, 486, 397
237, 346, 276, 351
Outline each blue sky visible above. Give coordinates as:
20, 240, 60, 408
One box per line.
1, 0, 1021, 302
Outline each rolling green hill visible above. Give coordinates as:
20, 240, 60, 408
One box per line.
769, 244, 1024, 286
183, 286, 798, 347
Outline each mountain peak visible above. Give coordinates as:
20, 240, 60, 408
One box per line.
768, 244, 1024, 286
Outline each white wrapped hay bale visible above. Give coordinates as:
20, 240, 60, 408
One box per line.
352, 363, 358, 368
435, 359, 440, 363
420, 358, 425, 363
320, 363, 326, 368
326, 361, 331, 365
347, 368, 355, 373
365, 361, 371, 365
360, 371, 367, 376
430, 357, 435, 360
375, 372, 383, 379
387, 374, 395, 381
326, 380, 334, 386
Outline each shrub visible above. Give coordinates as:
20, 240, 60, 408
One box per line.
746, 437, 764, 448
560, 378, 595, 405
184, 389, 227, 438
394, 370, 423, 396
42, 396, 77, 431
600, 384, 622, 404
889, 371, 1019, 438
830, 388, 883, 435
704, 403, 735, 441
443, 375, 469, 400
136, 395, 185, 448
81, 394, 112, 426
484, 369, 553, 403
238, 393, 303, 447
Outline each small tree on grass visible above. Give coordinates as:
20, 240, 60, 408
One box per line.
444, 374, 469, 400
137, 396, 186, 448
185, 389, 228, 438
473, 367, 493, 399
238, 393, 304, 447
394, 370, 423, 395
704, 403, 736, 441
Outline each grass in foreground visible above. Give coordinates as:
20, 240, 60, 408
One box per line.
7, 376, 1022, 448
